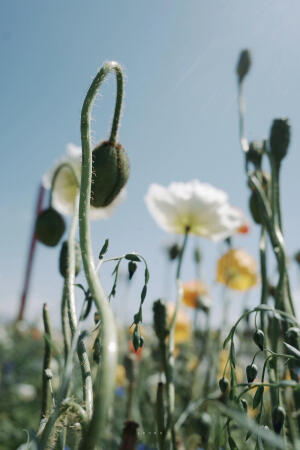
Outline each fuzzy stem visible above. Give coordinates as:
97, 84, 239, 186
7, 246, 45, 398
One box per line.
40, 303, 52, 421
78, 62, 121, 448
49, 162, 80, 207
61, 282, 71, 362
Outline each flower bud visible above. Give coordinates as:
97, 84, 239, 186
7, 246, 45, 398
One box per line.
240, 398, 248, 413
246, 363, 257, 383
128, 261, 137, 280
236, 49, 251, 83
247, 141, 264, 169
35, 207, 65, 247
91, 141, 130, 207
167, 243, 181, 261
199, 412, 211, 443
253, 329, 264, 351
59, 240, 81, 278
153, 300, 168, 341
219, 377, 229, 393
272, 406, 286, 434
270, 118, 290, 164
249, 191, 262, 225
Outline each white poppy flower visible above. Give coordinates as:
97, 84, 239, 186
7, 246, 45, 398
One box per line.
43, 143, 126, 220
145, 180, 246, 241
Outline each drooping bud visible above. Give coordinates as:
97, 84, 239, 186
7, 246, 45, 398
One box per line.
35, 207, 65, 247
253, 329, 264, 351
236, 49, 251, 83
272, 406, 286, 434
128, 261, 137, 280
167, 243, 181, 261
91, 141, 130, 207
247, 141, 264, 169
249, 191, 262, 225
219, 377, 229, 393
246, 364, 257, 383
59, 240, 81, 278
270, 118, 290, 164
240, 398, 248, 413
198, 412, 211, 443
153, 300, 168, 342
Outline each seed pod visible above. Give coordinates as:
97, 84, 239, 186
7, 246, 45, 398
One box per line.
249, 191, 262, 225
270, 118, 290, 164
199, 412, 211, 443
247, 141, 263, 169
153, 300, 168, 341
35, 207, 65, 247
272, 406, 286, 434
59, 240, 81, 278
128, 261, 137, 280
246, 364, 257, 383
236, 49, 251, 83
240, 398, 248, 413
253, 329, 264, 351
91, 141, 130, 207
219, 377, 229, 393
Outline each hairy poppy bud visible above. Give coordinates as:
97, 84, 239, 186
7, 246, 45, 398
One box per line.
253, 329, 264, 351
153, 300, 168, 341
219, 377, 229, 393
91, 141, 130, 207
59, 240, 81, 278
236, 49, 251, 83
246, 364, 257, 383
35, 207, 65, 247
270, 118, 290, 164
272, 406, 286, 434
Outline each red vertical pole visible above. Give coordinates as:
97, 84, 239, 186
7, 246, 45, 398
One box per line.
17, 184, 46, 321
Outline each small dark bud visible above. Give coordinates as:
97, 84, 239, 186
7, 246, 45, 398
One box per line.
272, 406, 286, 434
246, 364, 258, 383
199, 412, 211, 443
270, 118, 290, 164
247, 141, 264, 169
35, 207, 65, 247
240, 398, 248, 413
253, 329, 264, 351
91, 141, 130, 207
219, 377, 229, 393
132, 326, 141, 352
128, 261, 137, 280
59, 240, 81, 278
286, 327, 300, 342
167, 243, 181, 261
120, 420, 139, 450
236, 49, 251, 83
249, 191, 262, 225
153, 300, 168, 341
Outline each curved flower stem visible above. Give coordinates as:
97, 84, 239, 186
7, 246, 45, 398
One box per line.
61, 282, 71, 362
65, 195, 93, 420
40, 303, 52, 421
166, 229, 189, 449
49, 162, 80, 207
109, 64, 123, 143
79, 62, 121, 448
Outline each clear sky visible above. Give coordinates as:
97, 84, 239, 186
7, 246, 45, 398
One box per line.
1, 1, 300, 327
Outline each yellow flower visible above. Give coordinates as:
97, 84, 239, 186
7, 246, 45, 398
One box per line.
115, 364, 126, 387
167, 304, 191, 344
217, 249, 258, 291
182, 280, 210, 310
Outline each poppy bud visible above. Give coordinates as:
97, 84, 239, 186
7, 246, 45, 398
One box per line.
167, 243, 181, 261
91, 141, 130, 207
35, 207, 65, 247
272, 406, 286, 434
128, 261, 137, 280
253, 329, 264, 351
199, 412, 211, 443
270, 118, 290, 164
153, 300, 168, 341
219, 377, 229, 393
236, 49, 251, 83
59, 240, 81, 278
247, 141, 264, 169
249, 191, 262, 225
246, 364, 257, 383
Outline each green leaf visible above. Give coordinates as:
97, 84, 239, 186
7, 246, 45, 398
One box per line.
253, 386, 264, 409
230, 341, 236, 368
141, 285, 147, 304
223, 330, 233, 349
228, 435, 238, 449
125, 253, 141, 262
144, 266, 150, 284
99, 238, 109, 259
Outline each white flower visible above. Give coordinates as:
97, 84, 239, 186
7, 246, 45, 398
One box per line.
43, 143, 126, 220
145, 180, 246, 241
15, 383, 36, 402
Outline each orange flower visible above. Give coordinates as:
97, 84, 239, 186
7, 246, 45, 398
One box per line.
217, 249, 258, 291
167, 304, 191, 344
182, 280, 210, 310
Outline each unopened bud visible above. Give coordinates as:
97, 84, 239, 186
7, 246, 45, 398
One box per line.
236, 49, 251, 83
253, 329, 264, 351
247, 141, 264, 169
59, 240, 81, 278
246, 364, 257, 383
153, 300, 168, 341
35, 207, 65, 247
270, 118, 290, 164
272, 406, 286, 434
219, 377, 229, 393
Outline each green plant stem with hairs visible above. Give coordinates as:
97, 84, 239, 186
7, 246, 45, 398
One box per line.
78, 62, 123, 449
40, 303, 52, 421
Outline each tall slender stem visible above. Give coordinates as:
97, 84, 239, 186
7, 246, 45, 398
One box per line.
79, 62, 122, 448
40, 303, 52, 421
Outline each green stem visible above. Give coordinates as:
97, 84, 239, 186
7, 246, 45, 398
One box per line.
61, 282, 71, 362
79, 62, 121, 448
40, 303, 52, 421
237, 82, 249, 155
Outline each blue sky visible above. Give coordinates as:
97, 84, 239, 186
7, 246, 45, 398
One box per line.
1, 1, 300, 326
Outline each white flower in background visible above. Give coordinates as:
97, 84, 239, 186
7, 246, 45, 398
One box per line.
15, 383, 36, 402
145, 180, 246, 241
43, 143, 126, 220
